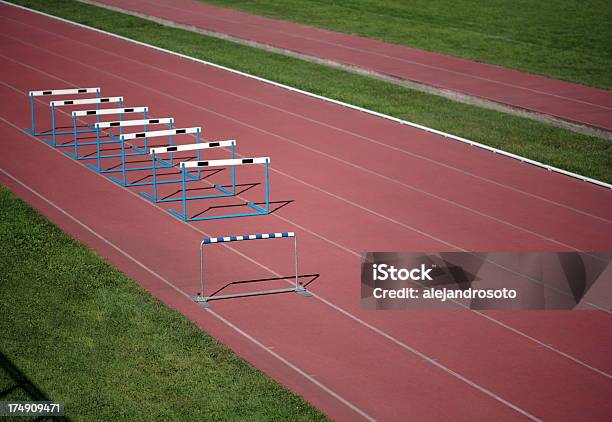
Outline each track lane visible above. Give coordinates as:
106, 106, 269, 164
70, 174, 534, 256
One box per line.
1, 4, 611, 420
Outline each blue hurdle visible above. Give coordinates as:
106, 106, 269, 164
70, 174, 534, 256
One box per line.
25, 87, 100, 137
193, 232, 311, 307
68, 116, 173, 164
44, 96, 124, 147
71, 106, 150, 171
140, 139, 236, 202
108, 127, 201, 187
168, 157, 271, 221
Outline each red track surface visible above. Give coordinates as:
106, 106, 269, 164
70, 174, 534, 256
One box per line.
93, 0, 612, 132
1, 4, 612, 421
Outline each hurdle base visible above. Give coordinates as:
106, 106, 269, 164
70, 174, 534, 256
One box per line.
192, 286, 310, 307
108, 176, 127, 187
140, 185, 234, 204
295, 287, 313, 297
23, 128, 46, 137
167, 206, 268, 222
41, 137, 56, 147
192, 295, 210, 308
86, 163, 101, 173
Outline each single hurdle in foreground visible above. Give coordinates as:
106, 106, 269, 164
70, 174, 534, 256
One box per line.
108, 127, 201, 187
44, 96, 124, 147
193, 232, 311, 307
140, 140, 236, 202
168, 157, 270, 221
26, 87, 100, 136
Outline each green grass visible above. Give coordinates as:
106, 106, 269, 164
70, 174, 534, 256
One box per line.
0, 185, 328, 421
8, 0, 612, 184
200, 0, 612, 90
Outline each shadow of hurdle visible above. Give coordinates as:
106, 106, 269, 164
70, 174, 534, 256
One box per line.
207, 274, 321, 300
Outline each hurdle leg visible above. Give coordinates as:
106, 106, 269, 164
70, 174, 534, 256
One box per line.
95, 127, 102, 171
181, 166, 188, 219
265, 160, 270, 212
231, 143, 236, 194
121, 138, 127, 185
95, 89, 101, 126
50, 104, 57, 147
29, 94, 36, 135
151, 151, 159, 201
169, 121, 174, 165
293, 236, 310, 296
71, 116, 78, 158
196, 129, 201, 179
193, 241, 210, 307
143, 118, 148, 151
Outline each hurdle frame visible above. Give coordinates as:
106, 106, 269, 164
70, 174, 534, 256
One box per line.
193, 232, 311, 307
66, 107, 150, 171
140, 140, 237, 201
108, 127, 201, 187
168, 157, 270, 221
67, 116, 173, 163
25, 87, 100, 137
44, 96, 124, 147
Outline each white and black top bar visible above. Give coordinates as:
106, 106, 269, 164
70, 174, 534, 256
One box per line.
95, 118, 173, 129
181, 157, 269, 168
120, 127, 200, 141
150, 140, 235, 155
203, 232, 294, 244
29, 87, 99, 97
51, 97, 123, 107
72, 107, 148, 117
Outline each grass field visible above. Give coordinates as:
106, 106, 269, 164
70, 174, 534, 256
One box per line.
0, 186, 328, 421
201, 0, 612, 90
10, 0, 612, 184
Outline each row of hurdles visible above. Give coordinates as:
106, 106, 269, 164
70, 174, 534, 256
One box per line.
25, 86, 312, 306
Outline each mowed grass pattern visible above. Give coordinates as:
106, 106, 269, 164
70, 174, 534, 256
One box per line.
201, 0, 612, 90
0, 186, 328, 421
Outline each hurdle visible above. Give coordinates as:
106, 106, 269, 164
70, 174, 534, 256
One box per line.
45, 96, 124, 147
69, 107, 149, 171
25, 87, 100, 136
140, 140, 236, 201
108, 127, 202, 187
193, 232, 311, 307
67, 117, 174, 164
168, 157, 270, 221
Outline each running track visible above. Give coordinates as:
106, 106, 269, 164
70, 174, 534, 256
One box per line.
1, 3, 611, 421
89, 0, 612, 132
